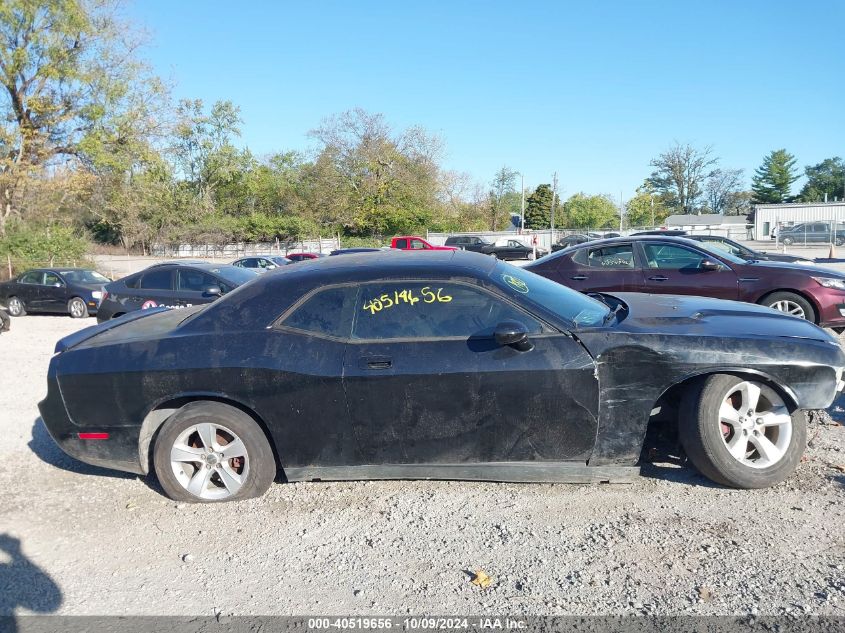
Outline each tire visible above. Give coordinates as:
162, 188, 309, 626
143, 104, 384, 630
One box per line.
153, 401, 276, 503
781, 237, 794, 246
679, 374, 806, 489
835, 237, 844, 247
760, 291, 816, 322
527, 251, 536, 261
7, 297, 25, 317
68, 297, 88, 318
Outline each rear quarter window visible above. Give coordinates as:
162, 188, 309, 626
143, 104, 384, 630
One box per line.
280, 286, 356, 339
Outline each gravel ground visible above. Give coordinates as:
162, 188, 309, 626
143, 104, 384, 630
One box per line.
0, 315, 843, 617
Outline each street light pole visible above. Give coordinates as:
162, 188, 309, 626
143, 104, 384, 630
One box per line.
520, 173, 525, 234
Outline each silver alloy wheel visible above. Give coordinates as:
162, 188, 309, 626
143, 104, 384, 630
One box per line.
718, 381, 792, 469
170, 422, 250, 500
768, 299, 806, 319
69, 298, 86, 318
7, 297, 23, 316
527, 251, 536, 260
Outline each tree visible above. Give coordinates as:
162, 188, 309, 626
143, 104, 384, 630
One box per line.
625, 185, 670, 227
0, 0, 166, 235
646, 143, 719, 214
704, 168, 745, 214
524, 184, 556, 229
564, 193, 619, 229
798, 157, 845, 203
751, 149, 799, 203
487, 166, 517, 231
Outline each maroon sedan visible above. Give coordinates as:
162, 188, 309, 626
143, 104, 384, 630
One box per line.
526, 235, 845, 327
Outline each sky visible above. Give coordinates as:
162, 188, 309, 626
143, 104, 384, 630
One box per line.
127, 0, 845, 200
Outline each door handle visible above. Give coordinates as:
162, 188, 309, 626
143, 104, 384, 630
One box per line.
648, 275, 669, 281
570, 275, 587, 281
359, 356, 392, 370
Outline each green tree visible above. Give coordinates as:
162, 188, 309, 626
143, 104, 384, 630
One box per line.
0, 0, 165, 235
798, 157, 845, 203
487, 166, 518, 230
625, 186, 670, 227
647, 143, 718, 214
523, 184, 549, 229
565, 193, 619, 229
752, 149, 799, 203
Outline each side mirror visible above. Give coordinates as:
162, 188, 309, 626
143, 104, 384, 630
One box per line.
494, 320, 533, 352
700, 259, 721, 271
265, 264, 276, 270
53, 282, 62, 288
204, 286, 222, 297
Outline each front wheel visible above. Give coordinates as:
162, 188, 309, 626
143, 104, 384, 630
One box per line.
835, 237, 844, 247
7, 297, 25, 317
761, 291, 815, 322
153, 402, 276, 503
781, 237, 794, 246
679, 374, 806, 488
68, 297, 88, 318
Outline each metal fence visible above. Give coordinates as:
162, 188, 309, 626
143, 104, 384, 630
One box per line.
150, 238, 341, 258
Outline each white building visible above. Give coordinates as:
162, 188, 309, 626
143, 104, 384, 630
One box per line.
664, 214, 750, 239
753, 202, 845, 240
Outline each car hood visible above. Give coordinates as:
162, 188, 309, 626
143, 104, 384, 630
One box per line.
732, 259, 843, 276
604, 292, 837, 344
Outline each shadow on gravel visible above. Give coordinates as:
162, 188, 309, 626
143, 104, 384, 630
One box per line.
637, 419, 722, 489
0, 533, 62, 626
28, 417, 134, 480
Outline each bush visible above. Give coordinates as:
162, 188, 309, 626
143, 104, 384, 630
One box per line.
0, 223, 92, 277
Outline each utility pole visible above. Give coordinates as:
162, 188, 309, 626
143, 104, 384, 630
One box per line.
650, 193, 655, 227
550, 172, 558, 232
520, 173, 525, 234
619, 191, 624, 232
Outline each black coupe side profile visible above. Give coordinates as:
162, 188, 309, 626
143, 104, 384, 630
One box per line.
40, 251, 844, 503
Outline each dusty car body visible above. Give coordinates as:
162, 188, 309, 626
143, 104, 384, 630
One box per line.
40, 251, 845, 502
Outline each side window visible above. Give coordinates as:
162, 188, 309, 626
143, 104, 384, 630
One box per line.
43, 272, 62, 286
352, 282, 543, 340
139, 269, 173, 290
642, 244, 711, 270
232, 260, 244, 268
20, 271, 42, 284
410, 239, 426, 249
281, 286, 356, 339
124, 274, 140, 289
584, 244, 634, 269
395, 239, 408, 249
177, 269, 218, 292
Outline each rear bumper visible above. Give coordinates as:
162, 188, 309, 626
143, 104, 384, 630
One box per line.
38, 366, 144, 475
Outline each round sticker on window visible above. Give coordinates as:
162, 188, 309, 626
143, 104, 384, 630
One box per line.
501, 274, 529, 293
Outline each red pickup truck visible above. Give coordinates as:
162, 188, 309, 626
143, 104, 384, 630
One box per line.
390, 236, 457, 251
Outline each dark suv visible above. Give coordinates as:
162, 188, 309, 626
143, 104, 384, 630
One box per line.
96, 263, 258, 323
444, 235, 494, 252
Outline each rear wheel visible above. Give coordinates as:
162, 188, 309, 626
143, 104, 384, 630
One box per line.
836, 237, 844, 247
153, 402, 276, 503
7, 297, 25, 317
679, 374, 806, 488
761, 291, 815, 322
781, 237, 794, 246
68, 297, 88, 318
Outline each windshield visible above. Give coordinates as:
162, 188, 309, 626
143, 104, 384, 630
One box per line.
207, 266, 260, 286
693, 241, 748, 265
490, 262, 610, 328
269, 256, 291, 266
60, 270, 110, 284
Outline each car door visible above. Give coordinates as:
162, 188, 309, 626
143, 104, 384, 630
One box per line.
175, 268, 225, 308
134, 268, 177, 309
558, 243, 643, 293
638, 241, 739, 300
16, 271, 44, 310
41, 271, 70, 312
342, 280, 599, 466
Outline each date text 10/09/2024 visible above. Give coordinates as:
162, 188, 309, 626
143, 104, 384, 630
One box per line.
307, 618, 528, 630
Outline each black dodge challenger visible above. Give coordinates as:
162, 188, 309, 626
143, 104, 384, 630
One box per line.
40, 250, 845, 502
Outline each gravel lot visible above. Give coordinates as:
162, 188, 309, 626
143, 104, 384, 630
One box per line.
0, 315, 843, 617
